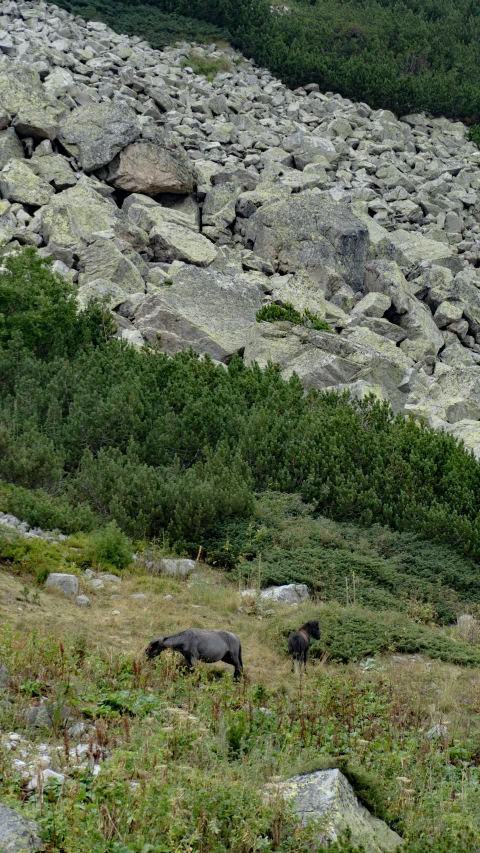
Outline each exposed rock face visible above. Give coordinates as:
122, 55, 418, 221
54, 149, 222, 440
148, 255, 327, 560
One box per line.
2, 0, 480, 454
271, 769, 402, 852
160, 558, 196, 577
0, 803, 44, 852
260, 584, 309, 604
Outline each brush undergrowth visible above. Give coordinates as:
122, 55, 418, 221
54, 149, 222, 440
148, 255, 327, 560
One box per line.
205, 493, 480, 624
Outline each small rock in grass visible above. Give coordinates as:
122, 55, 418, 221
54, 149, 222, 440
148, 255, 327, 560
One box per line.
130, 593, 147, 600
75, 595, 91, 607
45, 573, 79, 596
111, 609, 121, 615
27, 768, 65, 790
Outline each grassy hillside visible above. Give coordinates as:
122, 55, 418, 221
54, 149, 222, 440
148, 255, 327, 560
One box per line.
1, 546, 480, 852
2, 249, 480, 850
56, 0, 480, 123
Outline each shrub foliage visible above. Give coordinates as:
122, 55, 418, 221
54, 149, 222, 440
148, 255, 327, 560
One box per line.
4, 248, 480, 568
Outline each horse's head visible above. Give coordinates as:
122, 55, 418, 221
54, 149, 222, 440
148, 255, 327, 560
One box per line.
145, 637, 165, 659
309, 620, 320, 641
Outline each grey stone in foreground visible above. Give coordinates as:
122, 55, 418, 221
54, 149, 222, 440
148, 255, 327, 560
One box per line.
260, 584, 309, 604
271, 769, 402, 852
75, 595, 91, 607
45, 573, 78, 596
0, 803, 44, 852
159, 558, 196, 577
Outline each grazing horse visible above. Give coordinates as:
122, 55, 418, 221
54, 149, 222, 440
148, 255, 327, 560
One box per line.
145, 628, 243, 680
288, 619, 320, 671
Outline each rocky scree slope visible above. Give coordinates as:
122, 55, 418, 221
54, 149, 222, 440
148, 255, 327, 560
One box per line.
3, 1, 480, 453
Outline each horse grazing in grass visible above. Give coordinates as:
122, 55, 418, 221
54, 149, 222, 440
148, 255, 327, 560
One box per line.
288, 619, 320, 671
145, 628, 243, 680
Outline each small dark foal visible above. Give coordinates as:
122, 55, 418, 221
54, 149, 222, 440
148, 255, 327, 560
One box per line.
288, 619, 320, 672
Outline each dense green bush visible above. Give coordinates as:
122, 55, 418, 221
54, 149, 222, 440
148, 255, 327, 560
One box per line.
277, 604, 480, 666
56, 0, 480, 122
80, 521, 133, 571
5, 248, 480, 567
205, 494, 480, 623
0, 248, 114, 360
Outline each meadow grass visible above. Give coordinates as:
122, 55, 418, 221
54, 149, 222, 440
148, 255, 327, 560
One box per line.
1, 555, 480, 851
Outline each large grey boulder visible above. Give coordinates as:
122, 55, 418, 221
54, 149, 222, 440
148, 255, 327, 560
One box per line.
105, 140, 194, 196
33, 179, 145, 252
271, 769, 402, 852
260, 584, 309, 604
244, 193, 368, 290
133, 266, 263, 361
149, 221, 217, 266
124, 194, 215, 265
45, 573, 79, 596
0, 803, 43, 852
387, 229, 457, 271
0, 160, 54, 207
58, 102, 142, 171
30, 154, 77, 191
77, 239, 145, 294
405, 367, 480, 425
160, 558, 196, 577
0, 61, 65, 139
244, 323, 410, 402
364, 261, 443, 362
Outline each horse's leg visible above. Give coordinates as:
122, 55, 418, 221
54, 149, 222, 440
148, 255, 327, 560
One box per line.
222, 651, 241, 679
231, 650, 243, 680
181, 651, 193, 671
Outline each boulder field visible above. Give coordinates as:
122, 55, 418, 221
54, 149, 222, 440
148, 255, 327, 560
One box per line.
2, 0, 480, 452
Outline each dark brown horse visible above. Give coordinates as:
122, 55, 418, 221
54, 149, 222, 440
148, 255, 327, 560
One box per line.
288, 619, 320, 671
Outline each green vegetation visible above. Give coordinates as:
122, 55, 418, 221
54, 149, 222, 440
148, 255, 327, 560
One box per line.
0, 523, 133, 584
256, 302, 331, 331
56, 0, 480, 122
5, 248, 480, 567
205, 494, 480, 624
180, 53, 233, 80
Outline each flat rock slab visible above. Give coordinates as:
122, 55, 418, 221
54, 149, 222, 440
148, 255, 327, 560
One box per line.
0, 803, 44, 852
58, 102, 141, 172
271, 769, 402, 852
45, 573, 78, 596
244, 192, 368, 290
133, 267, 263, 361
